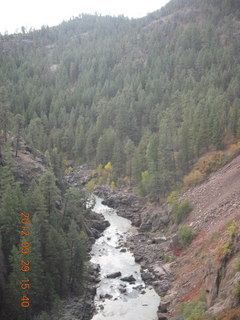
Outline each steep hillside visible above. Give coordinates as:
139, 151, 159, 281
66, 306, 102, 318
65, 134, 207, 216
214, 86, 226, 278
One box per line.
184, 154, 240, 232
167, 154, 240, 319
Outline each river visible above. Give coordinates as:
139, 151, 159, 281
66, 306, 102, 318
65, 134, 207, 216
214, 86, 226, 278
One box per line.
90, 196, 160, 320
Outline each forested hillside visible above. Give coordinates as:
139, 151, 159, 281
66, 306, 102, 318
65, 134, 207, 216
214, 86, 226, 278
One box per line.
1, 0, 240, 201
0, 140, 100, 319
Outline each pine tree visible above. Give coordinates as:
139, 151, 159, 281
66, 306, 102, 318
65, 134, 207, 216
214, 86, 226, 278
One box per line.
0, 234, 6, 316
0, 184, 24, 260
0, 86, 11, 144
5, 245, 24, 319
146, 135, 161, 201
44, 226, 69, 298
67, 220, 86, 294
27, 118, 45, 152
28, 223, 46, 314
26, 182, 49, 259
0, 145, 16, 204
39, 171, 60, 216
13, 114, 24, 157
112, 138, 125, 177
125, 139, 135, 183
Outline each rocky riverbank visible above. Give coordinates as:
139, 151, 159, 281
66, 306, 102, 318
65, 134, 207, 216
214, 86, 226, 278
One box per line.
65, 168, 176, 319
94, 185, 176, 320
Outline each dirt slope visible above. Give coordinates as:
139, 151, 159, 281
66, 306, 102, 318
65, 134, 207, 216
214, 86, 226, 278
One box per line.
167, 155, 240, 319
183, 154, 240, 233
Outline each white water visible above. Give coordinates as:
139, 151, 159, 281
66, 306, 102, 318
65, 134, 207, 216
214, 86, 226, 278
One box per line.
90, 196, 160, 320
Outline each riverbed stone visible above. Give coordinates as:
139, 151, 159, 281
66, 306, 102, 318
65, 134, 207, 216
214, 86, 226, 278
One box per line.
152, 236, 167, 244
106, 271, 122, 279
120, 275, 136, 283
158, 300, 171, 313
119, 287, 127, 293
141, 271, 153, 281
135, 254, 144, 262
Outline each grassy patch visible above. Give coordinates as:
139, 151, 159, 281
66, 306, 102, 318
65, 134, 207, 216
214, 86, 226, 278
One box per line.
177, 298, 207, 320
216, 221, 237, 262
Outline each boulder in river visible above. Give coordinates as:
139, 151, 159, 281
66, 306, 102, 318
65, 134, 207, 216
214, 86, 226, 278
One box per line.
119, 287, 127, 293
106, 271, 122, 279
120, 275, 136, 283
158, 299, 170, 313
100, 293, 113, 300
134, 254, 144, 262
141, 271, 153, 282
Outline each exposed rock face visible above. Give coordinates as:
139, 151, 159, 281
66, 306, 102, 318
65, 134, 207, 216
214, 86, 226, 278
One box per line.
205, 244, 240, 316
65, 165, 97, 187
12, 138, 49, 190
139, 205, 171, 232
204, 255, 222, 307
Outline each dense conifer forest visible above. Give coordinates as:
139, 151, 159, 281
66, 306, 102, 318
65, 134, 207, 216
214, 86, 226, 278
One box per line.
0, 0, 240, 318
0, 149, 92, 319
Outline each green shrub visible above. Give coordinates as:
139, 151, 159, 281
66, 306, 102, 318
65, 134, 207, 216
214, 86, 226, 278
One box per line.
86, 179, 96, 193
164, 254, 175, 263
33, 312, 51, 320
173, 198, 192, 224
235, 259, 240, 271
167, 191, 178, 204
233, 283, 240, 301
178, 299, 207, 320
216, 221, 237, 262
177, 224, 196, 247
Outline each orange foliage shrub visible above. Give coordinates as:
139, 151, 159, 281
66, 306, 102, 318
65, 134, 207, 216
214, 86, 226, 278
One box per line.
183, 169, 204, 187
225, 142, 240, 161
217, 307, 240, 320
195, 151, 225, 175
183, 141, 240, 188
183, 151, 225, 188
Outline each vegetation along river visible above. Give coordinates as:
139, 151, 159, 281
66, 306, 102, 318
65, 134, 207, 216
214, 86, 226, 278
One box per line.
90, 196, 160, 320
